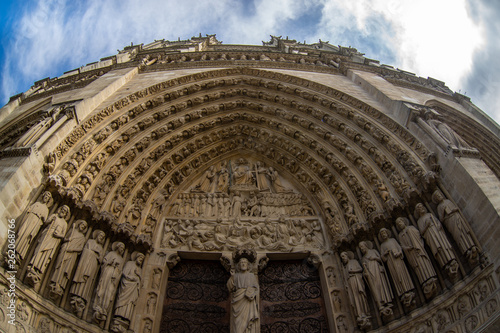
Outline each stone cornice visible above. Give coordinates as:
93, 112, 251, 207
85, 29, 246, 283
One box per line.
8, 38, 460, 108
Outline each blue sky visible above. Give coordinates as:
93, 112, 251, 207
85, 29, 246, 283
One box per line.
1, 0, 499, 124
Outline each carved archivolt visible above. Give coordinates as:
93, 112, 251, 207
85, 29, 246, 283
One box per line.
6, 66, 492, 333
43, 68, 436, 249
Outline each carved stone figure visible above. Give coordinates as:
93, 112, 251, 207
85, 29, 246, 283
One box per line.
70, 230, 106, 318
93, 241, 125, 326
217, 161, 230, 192
161, 219, 177, 248
378, 228, 415, 307
395, 217, 437, 299
227, 250, 260, 333
38, 316, 54, 333
267, 167, 288, 193
196, 165, 216, 192
432, 190, 479, 265
16, 191, 52, 263
14, 106, 63, 147
151, 268, 162, 290
49, 220, 88, 299
146, 293, 157, 315
232, 191, 243, 218
427, 117, 473, 150
26, 205, 70, 289
414, 203, 458, 278
359, 241, 393, 317
340, 251, 371, 330
255, 162, 271, 192
233, 158, 255, 186
113, 252, 145, 325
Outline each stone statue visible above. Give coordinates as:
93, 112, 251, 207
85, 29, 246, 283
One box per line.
14, 107, 62, 148
112, 252, 145, 330
233, 158, 255, 186
432, 190, 479, 265
378, 228, 415, 307
70, 229, 106, 318
217, 161, 230, 192
427, 117, 473, 150
267, 167, 288, 193
395, 217, 437, 299
414, 203, 458, 278
27, 205, 70, 289
232, 191, 243, 218
340, 251, 371, 330
93, 241, 125, 326
255, 161, 271, 192
49, 219, 88, 299
227, 249, 260, 332
196, 165, 216, 192
359, 241, 393, 317
151, 268, 162, 290
161, 219, 177, 248
16, 191, 52, 263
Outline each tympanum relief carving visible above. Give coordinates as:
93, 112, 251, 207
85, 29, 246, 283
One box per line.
159, 158, 324, 253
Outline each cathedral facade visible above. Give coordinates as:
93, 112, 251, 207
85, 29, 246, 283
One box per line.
0, 35, 499, 332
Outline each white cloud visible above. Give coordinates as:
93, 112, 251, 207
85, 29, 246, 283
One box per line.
315, 0, 484, 89
2, 0, 497, 124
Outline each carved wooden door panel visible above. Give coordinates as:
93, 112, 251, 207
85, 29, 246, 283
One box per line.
260, 260, 329, 333
160, 260, 230, 332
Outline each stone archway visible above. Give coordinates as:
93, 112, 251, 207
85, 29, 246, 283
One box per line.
6, 65, 488, 333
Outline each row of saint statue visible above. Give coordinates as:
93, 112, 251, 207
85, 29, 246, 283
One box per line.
14, 187, 479, 332
15, 192, 144, 332
341, 194, 480, 330
168, 191, 313, 218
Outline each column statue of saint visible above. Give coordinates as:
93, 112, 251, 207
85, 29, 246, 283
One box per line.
227, 247, 260, 333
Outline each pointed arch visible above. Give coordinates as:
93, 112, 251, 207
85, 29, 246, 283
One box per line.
45, 67, 436, 250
